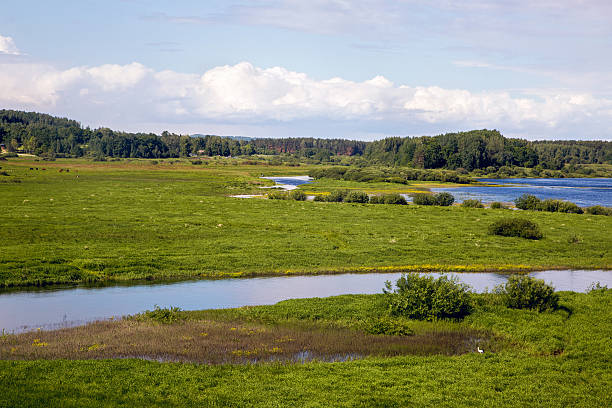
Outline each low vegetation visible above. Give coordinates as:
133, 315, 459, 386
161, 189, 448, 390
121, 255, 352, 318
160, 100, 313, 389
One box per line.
383, 274, 473, 320
412, 192, 455, 206
494, 275, 559, 312
488, 218, 543, 240
461, 199, 484, 208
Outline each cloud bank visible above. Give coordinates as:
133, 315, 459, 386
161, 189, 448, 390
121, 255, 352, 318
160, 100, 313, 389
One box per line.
0, 35, 610, 139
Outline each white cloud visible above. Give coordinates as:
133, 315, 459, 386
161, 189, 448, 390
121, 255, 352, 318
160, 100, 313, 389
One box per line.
0, 59, 611, 139
0, 35, 21, 55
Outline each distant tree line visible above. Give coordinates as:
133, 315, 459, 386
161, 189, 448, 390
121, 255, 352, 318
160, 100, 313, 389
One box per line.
1, 110, 610, 170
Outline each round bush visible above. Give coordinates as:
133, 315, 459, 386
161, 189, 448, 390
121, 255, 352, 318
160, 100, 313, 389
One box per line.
461, 199, 484, 208
434, 192, 455, 206
382, 194, 407, 205
490, 201, 507, 209
267, 191, 288, 200
313, 194, 326, 202
383, 274, 473, 320
586, 205, 612, 216
344, 191, 369, 203
412, 194, 436, 206
515, 194, 541, 210
488, 217, 543, 240
495, 275, 559, 312
289, 190, 307, 201
326, 190, 348, 202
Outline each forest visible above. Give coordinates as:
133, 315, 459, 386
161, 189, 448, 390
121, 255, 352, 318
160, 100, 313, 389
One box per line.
1, 109, 610, 171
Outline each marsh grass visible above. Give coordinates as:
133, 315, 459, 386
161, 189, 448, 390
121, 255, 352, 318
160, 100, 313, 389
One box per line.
0, 318, 488, 364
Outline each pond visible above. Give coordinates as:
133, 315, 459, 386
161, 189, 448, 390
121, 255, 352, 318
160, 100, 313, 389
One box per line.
432, 178, 612, 206
1, 270, 609, 333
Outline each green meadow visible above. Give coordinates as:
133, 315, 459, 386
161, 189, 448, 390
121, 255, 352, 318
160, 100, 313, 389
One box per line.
0, 157, 610, 287
1, 290, 610, 407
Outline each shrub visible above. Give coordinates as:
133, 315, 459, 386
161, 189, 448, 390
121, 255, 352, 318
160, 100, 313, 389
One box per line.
267, 191, 288, 200
537, 199, 561, 212
556, 201, 583, 214
495, 275, 559, 312
586, 205, 612, 216
382, 194, 407, 205
289, 190, 307, 201
490, 201, 507, 209
368, 195, 382, 204
326, 190, 348, 202
383, 274, 473, 320
364, 317, 414, 336
515, 194, 541, 210
344, 191, 369, 203
412, 194, 436, 205
488, 217, 543, 239
461, 199, 484, 208
313, 194, 326, 202
434, 192, 455, 206
137, 306, 185, 324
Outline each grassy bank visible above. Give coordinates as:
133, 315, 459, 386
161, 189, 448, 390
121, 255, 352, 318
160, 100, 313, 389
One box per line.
0, 290, 610, 407
0, 157, 610, 287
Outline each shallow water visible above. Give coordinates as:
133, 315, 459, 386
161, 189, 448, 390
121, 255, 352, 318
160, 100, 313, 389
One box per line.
0, 270, 609, 333
432, 178, 612, 206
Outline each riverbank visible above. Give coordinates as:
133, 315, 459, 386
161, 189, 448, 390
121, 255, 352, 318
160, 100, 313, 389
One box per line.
1, 158, 611, 288
1, 290, 610, 407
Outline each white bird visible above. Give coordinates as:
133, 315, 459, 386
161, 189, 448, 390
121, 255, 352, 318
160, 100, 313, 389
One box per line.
477, 347, 484, 353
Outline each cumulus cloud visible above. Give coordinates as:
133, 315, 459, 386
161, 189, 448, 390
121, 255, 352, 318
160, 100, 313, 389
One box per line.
1, 58, 611, 139
0, 35, 21, 55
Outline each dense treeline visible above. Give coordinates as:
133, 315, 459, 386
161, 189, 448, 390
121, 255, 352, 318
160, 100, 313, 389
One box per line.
364, 130, 612, 170
1, 110, 610, 170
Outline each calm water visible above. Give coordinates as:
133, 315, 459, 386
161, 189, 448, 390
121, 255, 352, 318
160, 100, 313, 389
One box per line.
1, 270, 609, 333
432, 178, 612, 206
261, 176, 312, 190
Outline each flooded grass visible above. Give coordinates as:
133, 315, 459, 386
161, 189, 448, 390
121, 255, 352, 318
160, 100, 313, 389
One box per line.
0, 318, 488, 364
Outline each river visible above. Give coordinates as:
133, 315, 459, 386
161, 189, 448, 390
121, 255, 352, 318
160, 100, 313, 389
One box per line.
1, 270, 609, 333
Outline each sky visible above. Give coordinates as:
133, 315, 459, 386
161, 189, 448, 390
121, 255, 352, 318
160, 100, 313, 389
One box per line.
1, 0, 611, 141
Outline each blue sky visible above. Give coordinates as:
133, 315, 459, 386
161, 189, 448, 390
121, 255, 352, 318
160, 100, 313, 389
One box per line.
1, 0, 611, 140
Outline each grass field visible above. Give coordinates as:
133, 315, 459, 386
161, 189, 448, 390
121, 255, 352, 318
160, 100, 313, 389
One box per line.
0, 157, 610, 287
0, 290, 610, 407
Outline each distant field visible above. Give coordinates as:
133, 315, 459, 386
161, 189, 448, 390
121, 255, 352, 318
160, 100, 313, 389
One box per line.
0, 157, 610, 287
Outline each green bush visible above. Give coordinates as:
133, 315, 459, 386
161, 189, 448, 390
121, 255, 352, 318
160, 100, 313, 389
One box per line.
461, 199, 484, 208
586, 205, 612, 216
326, 190, 349, 202
515, 194, 541, 210
344, 191, 369, 203
490, 201, 507, 209
412, 194, 436, 205
289, 190, 307, 201
137, 306, 184, 324
495, 275, 559, 312
382, 194, 407, 205
556, 201, 583, 214
313, 194, 326, 202
267, 191, 288, 200
364, 317, 414, 336
383, 274, 473, 320
434, 192, 455, 206
488, 217, 543, 239
368, 195, 382, 204
368, 193, 406, 205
